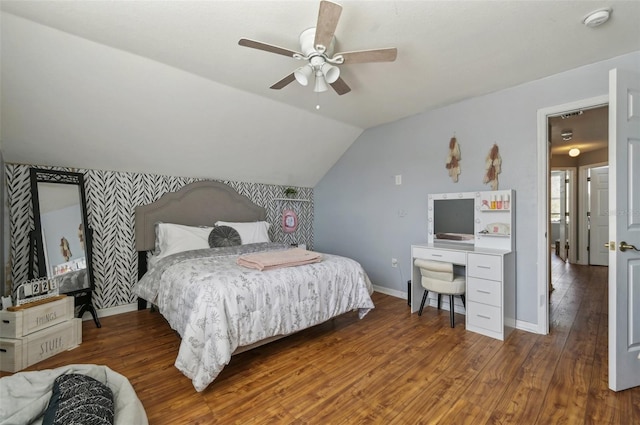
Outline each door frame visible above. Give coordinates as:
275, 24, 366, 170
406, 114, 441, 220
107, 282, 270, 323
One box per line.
536, 94, 608, 335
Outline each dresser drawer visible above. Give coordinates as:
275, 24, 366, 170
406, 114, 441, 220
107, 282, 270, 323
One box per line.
413, 247, 466, 265
467, 277, 501, 307
467, 301, 502, 334
467, 253, 502, 280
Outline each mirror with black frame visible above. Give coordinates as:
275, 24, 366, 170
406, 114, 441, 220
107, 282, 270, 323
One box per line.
29, 168, 101, 328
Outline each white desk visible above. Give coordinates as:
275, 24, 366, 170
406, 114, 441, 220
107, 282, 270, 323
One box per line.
411, 242, 516, 341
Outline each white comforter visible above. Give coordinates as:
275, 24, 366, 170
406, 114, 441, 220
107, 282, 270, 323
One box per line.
134, 243, 374, 391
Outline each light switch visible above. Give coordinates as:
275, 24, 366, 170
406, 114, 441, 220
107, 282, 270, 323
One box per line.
395, 175, 402, 185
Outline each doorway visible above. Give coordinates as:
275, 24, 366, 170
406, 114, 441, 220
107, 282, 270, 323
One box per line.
537, 95, 608, 335
547, 104, 608, 316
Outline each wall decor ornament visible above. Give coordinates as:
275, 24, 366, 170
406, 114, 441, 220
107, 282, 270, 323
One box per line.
284, 187, 298, 198
60, 237, 72, 262
483, 143, 502, 190
445, 136, 461, 182
282, 209, 299, 233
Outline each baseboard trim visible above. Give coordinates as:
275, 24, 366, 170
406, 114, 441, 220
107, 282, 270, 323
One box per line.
80, 302, 141, 321
515, 319, 542, 334
374, 286, 542, 334
372, 285, 406, 299
87, 294, 544, 335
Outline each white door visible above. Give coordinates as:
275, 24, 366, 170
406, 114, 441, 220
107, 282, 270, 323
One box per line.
608, 68, 640, 391
558, 171, 568, 262
589, 166, 609, 266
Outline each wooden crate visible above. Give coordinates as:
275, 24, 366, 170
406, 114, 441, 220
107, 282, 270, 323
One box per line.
0, 296, 74, 338
0, 318, 82, 373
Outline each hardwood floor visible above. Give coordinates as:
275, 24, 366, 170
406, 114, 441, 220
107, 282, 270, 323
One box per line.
3, 259, 638, 424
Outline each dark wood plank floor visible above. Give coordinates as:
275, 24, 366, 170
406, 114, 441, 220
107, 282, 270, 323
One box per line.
3, 257, 638, 424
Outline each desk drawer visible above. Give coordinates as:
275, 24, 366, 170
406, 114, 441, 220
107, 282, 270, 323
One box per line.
467, 301, 502, 334
467, 253, 502, 280
467, 277, 501, 307
413, 247, 466, 265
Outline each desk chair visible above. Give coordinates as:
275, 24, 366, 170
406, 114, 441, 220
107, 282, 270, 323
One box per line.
414, 258, 466, 328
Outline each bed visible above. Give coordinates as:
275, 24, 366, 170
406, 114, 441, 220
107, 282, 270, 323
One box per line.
132, 181, 374, 391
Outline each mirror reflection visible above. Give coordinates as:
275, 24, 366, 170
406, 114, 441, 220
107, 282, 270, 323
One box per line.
38, 182, 90, 293
29, 168, 100, 327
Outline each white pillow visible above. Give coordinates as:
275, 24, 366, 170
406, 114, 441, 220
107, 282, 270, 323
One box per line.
155, 223, 213, 260
214, 221, 271, 244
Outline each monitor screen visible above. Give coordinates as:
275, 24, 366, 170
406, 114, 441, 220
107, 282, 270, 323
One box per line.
433, 198, 475, 240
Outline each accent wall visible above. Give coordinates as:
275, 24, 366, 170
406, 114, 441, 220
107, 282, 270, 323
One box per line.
6, 164, 313, 309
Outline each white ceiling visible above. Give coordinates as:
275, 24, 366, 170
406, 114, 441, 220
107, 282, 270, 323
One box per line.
2, 1, 639, 186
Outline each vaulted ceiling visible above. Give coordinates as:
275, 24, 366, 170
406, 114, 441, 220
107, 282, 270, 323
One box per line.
2, 1, 639, 186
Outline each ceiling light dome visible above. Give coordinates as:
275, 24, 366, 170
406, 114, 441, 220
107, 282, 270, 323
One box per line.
583, 8, 612, 28
569, 148, 581, 157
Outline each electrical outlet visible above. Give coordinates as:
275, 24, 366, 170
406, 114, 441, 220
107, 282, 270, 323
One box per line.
391, 258, 398, 268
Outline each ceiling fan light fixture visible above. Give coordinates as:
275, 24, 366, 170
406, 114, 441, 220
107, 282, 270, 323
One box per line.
569, 148, 581, 157
320, 62, 340, 84
238, 1, 397, 96
314, 73, 329, 93
561, 130, 573, 141
294, 65, 313, 86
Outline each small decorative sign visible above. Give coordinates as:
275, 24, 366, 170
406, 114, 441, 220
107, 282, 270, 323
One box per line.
16, 277, 59, 306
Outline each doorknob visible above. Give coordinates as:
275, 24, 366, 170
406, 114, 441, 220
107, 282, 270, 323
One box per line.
619, 241, 640, 252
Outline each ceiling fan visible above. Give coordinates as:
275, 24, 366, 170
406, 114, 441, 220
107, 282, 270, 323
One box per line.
238, 0, 397, 96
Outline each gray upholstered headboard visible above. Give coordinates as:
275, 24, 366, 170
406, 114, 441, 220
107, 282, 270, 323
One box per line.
135, 180, 267, 252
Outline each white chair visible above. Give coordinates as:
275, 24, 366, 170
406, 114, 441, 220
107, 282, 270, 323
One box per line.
414, 258, 466, 328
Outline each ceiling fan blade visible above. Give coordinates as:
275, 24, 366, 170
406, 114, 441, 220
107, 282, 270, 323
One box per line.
238, 38, 301, 58
314, 1, 342, 52
336, 48, 398, 64
330, 77, 351, 95
270, 73, 296, 90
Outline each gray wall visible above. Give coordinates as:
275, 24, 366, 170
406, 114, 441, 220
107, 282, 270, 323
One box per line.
314, 50, 640, 327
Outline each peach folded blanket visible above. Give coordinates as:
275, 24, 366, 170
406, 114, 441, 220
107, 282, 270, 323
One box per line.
237, 248, 322, 271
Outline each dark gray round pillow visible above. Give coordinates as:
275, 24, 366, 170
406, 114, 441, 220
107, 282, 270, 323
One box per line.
209, 225, 242, 247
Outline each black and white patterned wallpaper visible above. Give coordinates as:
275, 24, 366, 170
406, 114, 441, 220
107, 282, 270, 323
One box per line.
5, 164, 313, 309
